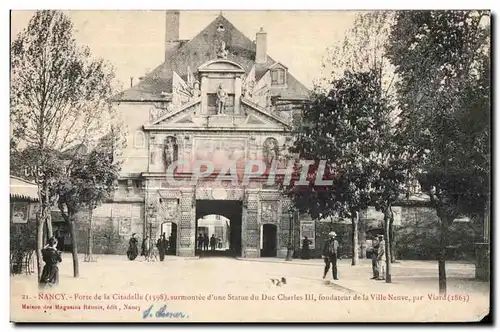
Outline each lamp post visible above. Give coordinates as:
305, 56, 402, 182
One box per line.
147, 203, 156, 252
286, 208, 295, 261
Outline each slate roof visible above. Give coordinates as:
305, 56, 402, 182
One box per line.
114, 15, 310, 102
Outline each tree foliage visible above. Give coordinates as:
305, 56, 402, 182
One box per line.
288, 70, 393, 265
385, 10, 491, 293
10, 10, 120, 279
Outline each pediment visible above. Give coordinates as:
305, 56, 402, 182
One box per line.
143, 96, 291, 131
198, 59, 246, 73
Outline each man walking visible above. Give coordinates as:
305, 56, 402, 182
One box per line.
370, 235, 379, 279
322, 231, 339, 280
376, 235, 386, 280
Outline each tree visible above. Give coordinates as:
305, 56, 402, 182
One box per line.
79, 130, 122, 263
57, 129, 122, 276
369, 128, 414, 283
11, 10, 117, 280
317, 11, 406, 265
288, 70, 388, 266
386, 10, 490, 294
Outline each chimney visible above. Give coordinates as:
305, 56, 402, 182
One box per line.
165, 11, 180, 62
255, 27, 267, 64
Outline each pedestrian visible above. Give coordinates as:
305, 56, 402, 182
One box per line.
39, 237, 62, 288
197, 233, 203, 251
210, 234, 217, 251
376, 235, 386, 280
370, 235, 379, 279
127, 233, 139, 260
157, 235, 166, 262
302, 236, 312, 259
322, 231, 339, 280
203, 234, 209, 251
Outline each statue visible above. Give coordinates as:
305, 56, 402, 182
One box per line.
164, 137, 177, 167
216, 84, 228, 115
263, 138, 279, 166
216, 40, 229, 59
192, 81, 201, 98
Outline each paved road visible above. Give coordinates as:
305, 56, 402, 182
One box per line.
11, 254, 489, 322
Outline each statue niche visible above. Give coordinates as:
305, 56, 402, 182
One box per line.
164, 136, 178, 168
216, 84, 228, 115
263, 137, 279, 167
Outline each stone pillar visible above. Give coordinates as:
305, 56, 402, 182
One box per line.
200, 74, 209, 116
243, 190, 259, 258
177, 188, 196, 257
234, 75, 242, 115
277, 201, 290, 258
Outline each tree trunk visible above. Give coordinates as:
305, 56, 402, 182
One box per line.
390, 217, 396, 263
46, 212, 53, 240
43, 184, 53, 242
438, 215, 448, 295
85, 207, 94, 262
351, 212, 359, 266
384, 208, 392, 283
36, 216, 44, 282
68, 213, 80, 278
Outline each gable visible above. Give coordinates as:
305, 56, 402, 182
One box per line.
114, 14, 310, 103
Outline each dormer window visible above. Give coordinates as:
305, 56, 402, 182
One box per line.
271, 68, 286, 86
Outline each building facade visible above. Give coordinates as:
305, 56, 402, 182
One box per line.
101, 12, 309, 258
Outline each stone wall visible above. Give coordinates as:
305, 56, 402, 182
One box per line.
294, 205, 483, 261
70, 202, 145, 255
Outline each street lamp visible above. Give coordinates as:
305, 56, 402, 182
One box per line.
147, 203, 156, 250
286, 208, 295, 261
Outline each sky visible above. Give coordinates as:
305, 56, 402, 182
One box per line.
10, 10, 358, 91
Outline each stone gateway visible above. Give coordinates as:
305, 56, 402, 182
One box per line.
100, 12, 309, 258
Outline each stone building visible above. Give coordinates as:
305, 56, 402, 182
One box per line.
87, 12, 309, 258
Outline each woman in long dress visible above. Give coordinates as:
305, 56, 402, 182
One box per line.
39, 237, 62, 288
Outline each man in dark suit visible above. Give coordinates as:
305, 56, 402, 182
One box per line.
322, 231, 340, 280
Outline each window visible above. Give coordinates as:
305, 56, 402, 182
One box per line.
271, 68, 286, 86
134, 131, 146, 149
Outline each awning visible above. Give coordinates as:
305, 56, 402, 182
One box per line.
10, 176, 39, 201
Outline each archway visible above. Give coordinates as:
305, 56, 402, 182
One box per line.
261, 224, 277, 257
195, 200, 242, 257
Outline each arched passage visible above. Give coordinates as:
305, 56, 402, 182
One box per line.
195, 200, 242, 257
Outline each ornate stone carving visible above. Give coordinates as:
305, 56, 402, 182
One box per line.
216, 40, 229, 59
163, 136, 178, 168
149, 105, 172, 122
263, 137, 279, 166
161, 199, 178, 221
261, 201, 279, 224
119, 218, 132, 236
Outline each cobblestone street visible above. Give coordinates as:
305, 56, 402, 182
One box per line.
11, 254, 489, 322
